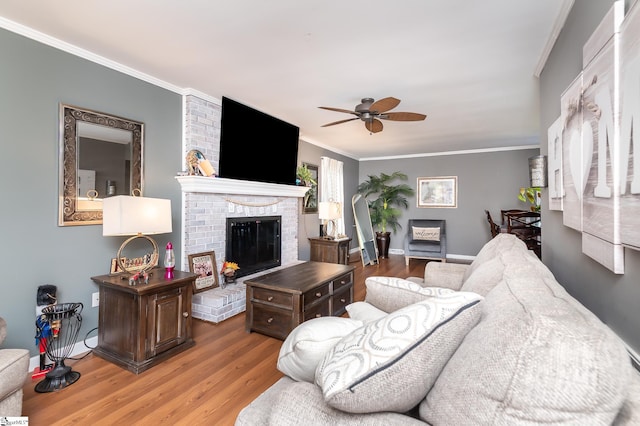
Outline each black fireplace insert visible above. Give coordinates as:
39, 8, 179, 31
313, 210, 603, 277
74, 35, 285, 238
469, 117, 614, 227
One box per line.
225, 216, 281, 278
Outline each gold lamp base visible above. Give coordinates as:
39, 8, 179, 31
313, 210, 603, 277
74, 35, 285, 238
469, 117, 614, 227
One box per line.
116, 234, 159, 285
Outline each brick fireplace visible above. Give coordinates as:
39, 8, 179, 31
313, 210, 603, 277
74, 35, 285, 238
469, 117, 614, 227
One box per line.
177, 93, 308, 322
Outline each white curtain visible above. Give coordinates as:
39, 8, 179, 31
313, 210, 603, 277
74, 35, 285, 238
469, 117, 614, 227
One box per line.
320, 156, 345, 236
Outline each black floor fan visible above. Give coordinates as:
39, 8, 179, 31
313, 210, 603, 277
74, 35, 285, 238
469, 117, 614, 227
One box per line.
35, 302, 83, 393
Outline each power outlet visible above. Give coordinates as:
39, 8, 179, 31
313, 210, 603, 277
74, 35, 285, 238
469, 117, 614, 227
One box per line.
92, 292, 99, 308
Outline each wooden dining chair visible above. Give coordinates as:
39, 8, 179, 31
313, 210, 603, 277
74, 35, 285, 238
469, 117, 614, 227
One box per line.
484, 210, 501, 238
501, 209, 528, 226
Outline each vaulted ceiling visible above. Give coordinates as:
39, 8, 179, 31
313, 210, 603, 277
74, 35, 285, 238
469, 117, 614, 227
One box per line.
0, 1, 572, 159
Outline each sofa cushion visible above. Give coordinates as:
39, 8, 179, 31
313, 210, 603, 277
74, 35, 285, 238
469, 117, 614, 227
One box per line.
0, 348, 29, 402
0, 317, 6, 346
365, 276, 455, 313
277, 317, 363, 383
461, 233, 524, 283
412, 226, 440, 242
459, 255, 506, 296
268, 380, 427, 426
421, 259, 633, 425
315, 292, 483, 414
345, 301, 387, 324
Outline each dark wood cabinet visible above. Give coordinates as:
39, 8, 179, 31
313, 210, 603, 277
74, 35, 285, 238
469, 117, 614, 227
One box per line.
90, 269, 197, 374
245, 262, 355, 340
309, 237, 351, 264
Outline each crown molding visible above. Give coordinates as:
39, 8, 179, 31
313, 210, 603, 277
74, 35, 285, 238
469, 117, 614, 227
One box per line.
534, 0, 575, 78
0, 16, 183, 94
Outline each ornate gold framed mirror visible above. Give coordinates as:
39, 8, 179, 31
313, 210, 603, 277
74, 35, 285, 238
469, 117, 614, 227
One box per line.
58, 104, 144, 226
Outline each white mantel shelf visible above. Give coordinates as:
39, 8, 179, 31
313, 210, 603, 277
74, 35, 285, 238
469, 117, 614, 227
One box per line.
175, 175, 310, 198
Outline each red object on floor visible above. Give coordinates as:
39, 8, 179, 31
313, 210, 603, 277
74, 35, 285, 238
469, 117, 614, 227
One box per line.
31, 365, 52, 379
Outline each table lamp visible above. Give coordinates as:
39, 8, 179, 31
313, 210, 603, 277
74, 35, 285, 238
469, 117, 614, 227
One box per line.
103, 195, 172, 284
318, 201, 341, 240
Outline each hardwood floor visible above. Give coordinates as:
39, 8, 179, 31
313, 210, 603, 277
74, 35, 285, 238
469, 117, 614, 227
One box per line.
21, 255, 431, 425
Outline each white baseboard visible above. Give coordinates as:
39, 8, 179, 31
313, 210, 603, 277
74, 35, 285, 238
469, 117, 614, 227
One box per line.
349, 248, 475, 263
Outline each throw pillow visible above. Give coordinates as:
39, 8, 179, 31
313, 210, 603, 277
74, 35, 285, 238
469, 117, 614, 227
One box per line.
345, 301, 387, 324
365, 276, 455, 313
315, 292, 484, 413
277, 317, 363, 383
412, 226, 440, 241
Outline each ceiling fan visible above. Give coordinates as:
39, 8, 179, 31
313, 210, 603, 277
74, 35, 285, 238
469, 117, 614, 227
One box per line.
319, 97, 426, 134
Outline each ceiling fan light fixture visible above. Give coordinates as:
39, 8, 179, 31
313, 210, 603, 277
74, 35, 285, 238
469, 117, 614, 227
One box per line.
319, 97, 425, 133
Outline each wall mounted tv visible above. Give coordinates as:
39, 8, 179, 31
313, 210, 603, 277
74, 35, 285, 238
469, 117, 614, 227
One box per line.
219, 96, 300, 186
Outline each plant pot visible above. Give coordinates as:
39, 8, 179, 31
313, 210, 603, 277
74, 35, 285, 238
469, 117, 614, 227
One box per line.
375, 231, 391, 259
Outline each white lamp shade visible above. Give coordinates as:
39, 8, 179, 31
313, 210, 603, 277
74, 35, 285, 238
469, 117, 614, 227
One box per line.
318, 201, 341, 220
103, 196, 172, 236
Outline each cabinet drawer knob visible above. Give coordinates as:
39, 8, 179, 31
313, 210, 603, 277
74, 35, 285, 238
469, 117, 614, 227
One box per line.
315, 314, 322, 318
315, 292, 322, 298
340, 298, 346, 303
182, 312, 189, 318
267, 296, 274, 301
267, 317, 274, 324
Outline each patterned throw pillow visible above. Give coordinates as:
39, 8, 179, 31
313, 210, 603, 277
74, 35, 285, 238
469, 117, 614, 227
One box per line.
365, 276, 455, 313
412, 226, 440, 241
345, 301, 388, 323
277, 317, 363, 383
315, 292, 484, 413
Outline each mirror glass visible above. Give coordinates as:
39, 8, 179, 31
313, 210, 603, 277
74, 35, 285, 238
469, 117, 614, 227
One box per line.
59, 104, 143, 226
352, 194, 378, 266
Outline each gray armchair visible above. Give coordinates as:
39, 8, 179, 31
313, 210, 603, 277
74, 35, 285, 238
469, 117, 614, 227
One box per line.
404, 219, 447, 266
0, 316, 30, 416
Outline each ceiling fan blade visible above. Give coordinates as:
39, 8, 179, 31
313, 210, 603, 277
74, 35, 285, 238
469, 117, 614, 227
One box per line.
318, 106, 358, 115
321, 117, 359, 127
365, 119, 383, 133
382, 112, 427, 121
369, 97, 401, 113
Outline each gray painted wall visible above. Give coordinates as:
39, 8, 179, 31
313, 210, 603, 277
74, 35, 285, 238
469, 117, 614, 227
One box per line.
297, 141, 359, 260
359, 148, 539, 256
0, 28, 183, 355
539, 0, 640, 354
0, 28, 358, 357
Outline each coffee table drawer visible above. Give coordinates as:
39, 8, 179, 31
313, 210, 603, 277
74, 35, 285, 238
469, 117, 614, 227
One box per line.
252, 287, 293, 309
332, 272, 353, 292
304, 299, 331, 321
303, 282, 330, 308
251, 304, 293, 339
332, 286, 352, 316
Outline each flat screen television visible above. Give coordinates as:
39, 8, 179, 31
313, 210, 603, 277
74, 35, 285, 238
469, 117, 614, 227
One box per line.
219, 96, 300, 186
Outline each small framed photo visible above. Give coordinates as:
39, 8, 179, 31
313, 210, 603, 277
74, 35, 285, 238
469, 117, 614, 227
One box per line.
417, 176, 458, 208
188, 251, 219, 293
302, 163, 319, 214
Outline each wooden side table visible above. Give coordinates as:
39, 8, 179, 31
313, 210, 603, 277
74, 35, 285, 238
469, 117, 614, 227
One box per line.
309, 237, 351, 264
90, 269, 197, 374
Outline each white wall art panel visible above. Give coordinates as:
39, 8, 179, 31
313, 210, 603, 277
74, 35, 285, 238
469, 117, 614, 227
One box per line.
548, 116, 564, 211
582, 233, 625, 273
581, 10, 624, 273
619, 0, 640, 250
561, 73, 585, 231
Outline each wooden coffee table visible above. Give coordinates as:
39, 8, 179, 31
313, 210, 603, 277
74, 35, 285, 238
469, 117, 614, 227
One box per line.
245, 261, 355, 340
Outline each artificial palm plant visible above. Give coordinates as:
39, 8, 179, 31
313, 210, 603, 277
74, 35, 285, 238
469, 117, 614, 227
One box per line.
357, 172, 414, 257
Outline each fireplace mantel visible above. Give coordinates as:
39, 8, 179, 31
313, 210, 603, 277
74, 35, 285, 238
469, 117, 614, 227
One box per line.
176, 175, 310, 197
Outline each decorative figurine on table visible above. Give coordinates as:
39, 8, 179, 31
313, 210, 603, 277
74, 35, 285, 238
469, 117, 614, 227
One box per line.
164, 242, 175, 279
220, 261, 240, 287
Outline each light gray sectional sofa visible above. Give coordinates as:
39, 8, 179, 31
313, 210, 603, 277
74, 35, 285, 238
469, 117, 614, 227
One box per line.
0, 316, 29, 416
236, 234, 640, 425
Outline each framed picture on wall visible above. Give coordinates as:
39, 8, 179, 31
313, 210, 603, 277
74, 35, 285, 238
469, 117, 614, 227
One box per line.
302, 163, 318, 214
188, 251, 219, 293
417, 176, 457, 208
